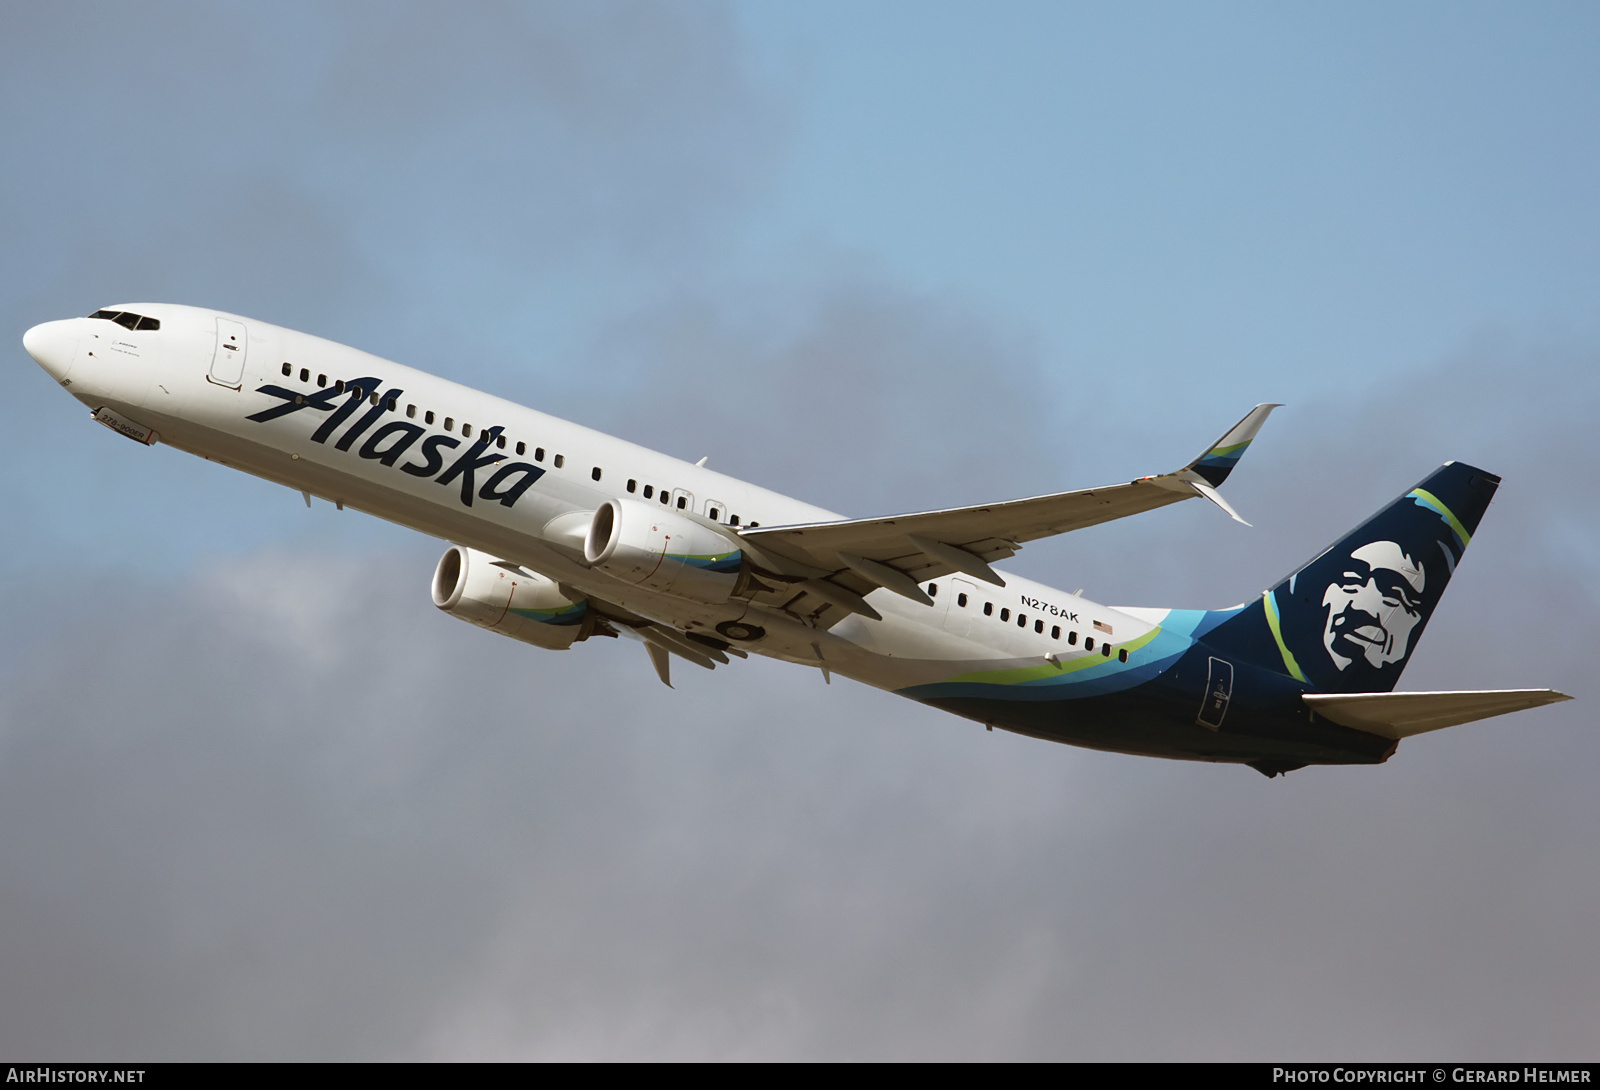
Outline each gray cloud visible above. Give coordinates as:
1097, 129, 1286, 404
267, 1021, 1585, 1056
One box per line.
3, 2, 1596, 1063
1, 0, 783, 568
2, 331, 1596, 1060
581, 273, 1056, 516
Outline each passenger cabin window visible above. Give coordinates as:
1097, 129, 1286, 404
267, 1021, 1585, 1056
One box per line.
1118, 649, 1129, 663
1000, 608, 1010, 622
386, 397, 397, 411
929, 583, 938, 597
444, 418, 454, 431
406, 405, 416, 419
553, 454, 564, 469
425, 410, 435, 425
300, 368, 310, 382
1051, 625, 1060, 639
708, 507, 719, 520
496, 435, 506, 449
534, 447, 545, 462
676, 496, 686, 510
462, 424, 472, 438
318, 374, 326, 387
983, 602, 993, 616
1085, 637, 1095, 652
591, 467, 602, 481
1068, 631, 1078, 646
642, 485, 654, 499
516, 442, 526, 456
1017, 613, 1026, 627
281, 363, 291, 377
1035, 620, 1044, 634
958, 593, 968, 607
730, 514, 740, 526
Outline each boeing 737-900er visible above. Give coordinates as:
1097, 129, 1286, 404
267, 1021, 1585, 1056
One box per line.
22, 304, 1570, 776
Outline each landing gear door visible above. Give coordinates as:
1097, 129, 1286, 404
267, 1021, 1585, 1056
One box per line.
1197, 656, 1233, 731
208, 318, 247, 389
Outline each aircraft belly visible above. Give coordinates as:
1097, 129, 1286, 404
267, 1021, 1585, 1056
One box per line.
889, 638, 1397, 766
121, 411, 914, 675
127, 409, 588, 572
82, 410, 1384, 769
920, 688, 1396, 766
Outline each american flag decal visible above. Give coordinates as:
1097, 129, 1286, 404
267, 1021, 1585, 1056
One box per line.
1094, 620, 1113, 634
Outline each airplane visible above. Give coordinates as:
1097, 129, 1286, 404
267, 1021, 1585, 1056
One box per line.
22, 304, 1570, 776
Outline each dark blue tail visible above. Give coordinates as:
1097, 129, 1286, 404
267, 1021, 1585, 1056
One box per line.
1203, 462, 1500, 694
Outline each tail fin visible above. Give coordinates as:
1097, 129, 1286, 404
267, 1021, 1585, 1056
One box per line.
1206, 462, 1501, 693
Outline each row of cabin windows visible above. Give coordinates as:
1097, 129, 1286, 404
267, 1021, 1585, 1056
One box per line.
926, 582, 1131, 663
622, 479, 752, 526
277, 364, 759, 526
280, 362, 569, 465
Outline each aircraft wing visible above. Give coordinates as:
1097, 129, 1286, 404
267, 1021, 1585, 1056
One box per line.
565, 588, 748, 687
736, 404, 1279, 622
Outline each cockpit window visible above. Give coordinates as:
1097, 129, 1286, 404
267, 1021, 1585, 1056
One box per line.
88, 309, 160, 332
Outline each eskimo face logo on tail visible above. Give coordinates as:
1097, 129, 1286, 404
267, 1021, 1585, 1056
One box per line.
1320, 541, 1425, 671
1207, 462, 1495, 694
245, 377, 545, 509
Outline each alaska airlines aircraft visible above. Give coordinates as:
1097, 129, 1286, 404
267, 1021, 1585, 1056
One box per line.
23, 304, 1570, 776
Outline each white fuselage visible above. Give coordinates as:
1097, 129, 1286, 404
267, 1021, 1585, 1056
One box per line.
26, 304, 1160, 703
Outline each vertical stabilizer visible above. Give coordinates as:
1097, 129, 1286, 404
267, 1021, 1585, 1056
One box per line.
1205, 462, 1500, 693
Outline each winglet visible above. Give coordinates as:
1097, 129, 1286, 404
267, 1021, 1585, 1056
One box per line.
1189, 478, 1250, 525
1184, 403, 1282, 488
1148, 403, 1280, 522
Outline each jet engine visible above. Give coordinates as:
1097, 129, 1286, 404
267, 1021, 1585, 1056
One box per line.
584, 497, 743, 602
431, 545, 588, 650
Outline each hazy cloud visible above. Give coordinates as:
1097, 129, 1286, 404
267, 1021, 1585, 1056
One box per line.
2, 2, 1596, 1063
2, 332, 1595, 1060
586, 273, 1055, 515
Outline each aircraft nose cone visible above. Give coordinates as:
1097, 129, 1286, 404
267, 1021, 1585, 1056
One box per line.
23, 319, 80, 382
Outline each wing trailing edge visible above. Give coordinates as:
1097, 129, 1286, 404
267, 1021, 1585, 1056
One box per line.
733, 404, 1280, 625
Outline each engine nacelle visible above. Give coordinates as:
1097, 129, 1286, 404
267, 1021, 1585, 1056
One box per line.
431, 545, 588, 650
583, 497, 743, 602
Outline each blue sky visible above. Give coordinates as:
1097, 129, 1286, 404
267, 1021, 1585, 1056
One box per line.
2, 2, 1597, 1059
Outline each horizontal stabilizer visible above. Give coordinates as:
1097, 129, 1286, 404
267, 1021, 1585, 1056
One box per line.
1304, 689, 1572, 740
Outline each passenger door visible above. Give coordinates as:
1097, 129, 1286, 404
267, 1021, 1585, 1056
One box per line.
208, 318, 248, 389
